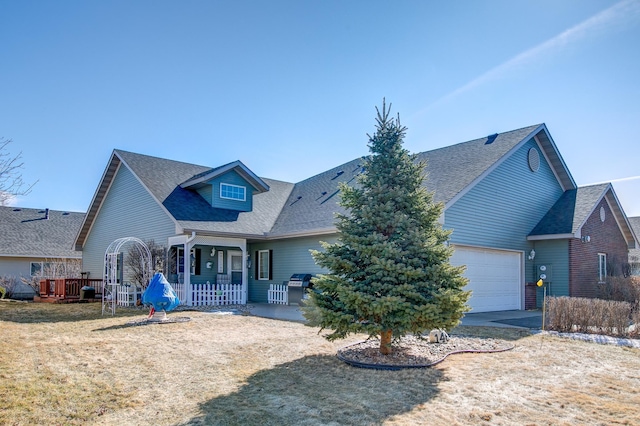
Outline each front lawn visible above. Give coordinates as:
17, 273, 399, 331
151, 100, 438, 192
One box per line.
1, 302, 639, 425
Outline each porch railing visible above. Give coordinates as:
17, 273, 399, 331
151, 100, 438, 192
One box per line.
268, 283, 288, 305
171, 282, 245, 306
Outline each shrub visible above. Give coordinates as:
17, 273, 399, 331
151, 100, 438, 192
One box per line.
546, 296, 633, 337
0, 285, 5, 299
596, 276, 640, 308
0, 276, 21, 299
631, 309, 640, 338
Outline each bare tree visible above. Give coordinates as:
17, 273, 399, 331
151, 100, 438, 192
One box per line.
125, 240, 167, 289
0, 138, 37, 205
20, 258, 83, 293
0, 276, 21, 299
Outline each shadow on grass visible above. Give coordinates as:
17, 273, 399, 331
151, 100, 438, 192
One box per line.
0, 301, 143, 324
180, 354, 444, 426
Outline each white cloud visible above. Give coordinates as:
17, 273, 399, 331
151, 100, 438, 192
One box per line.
413, 0, 640, 116
585, 175, 640, 186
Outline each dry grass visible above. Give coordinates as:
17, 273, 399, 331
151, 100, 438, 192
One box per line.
1, 301, 639, 426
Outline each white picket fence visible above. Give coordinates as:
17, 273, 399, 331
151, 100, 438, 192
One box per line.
115, 284, 143, 307
268, 283, 288, 305
171, 282, 244, 306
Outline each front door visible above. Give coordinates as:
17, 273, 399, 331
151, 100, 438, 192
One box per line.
228, 251, 243, 285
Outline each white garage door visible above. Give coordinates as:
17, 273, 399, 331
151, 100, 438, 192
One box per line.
450, 246, 522, 312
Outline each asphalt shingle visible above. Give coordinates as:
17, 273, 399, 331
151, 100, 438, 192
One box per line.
529, 183, 610, 236
0, 207, 84, 257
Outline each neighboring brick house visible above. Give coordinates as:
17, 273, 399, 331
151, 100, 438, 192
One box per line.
530, 183, 636, 302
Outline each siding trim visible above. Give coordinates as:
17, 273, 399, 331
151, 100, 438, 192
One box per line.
77, 160, 122, 250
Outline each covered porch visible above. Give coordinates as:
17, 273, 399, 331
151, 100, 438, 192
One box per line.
167, 234, 250, 306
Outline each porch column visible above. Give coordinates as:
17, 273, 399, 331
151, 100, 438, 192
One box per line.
241, 242, 248, 305
184, 232, 197, 306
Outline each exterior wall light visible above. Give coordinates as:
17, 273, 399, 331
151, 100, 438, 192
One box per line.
528, 249, 536, 260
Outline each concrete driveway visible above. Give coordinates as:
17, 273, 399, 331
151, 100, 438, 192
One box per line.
248, 304, 544, 329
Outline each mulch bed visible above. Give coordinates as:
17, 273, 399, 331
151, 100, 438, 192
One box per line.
337, 334, 514, 370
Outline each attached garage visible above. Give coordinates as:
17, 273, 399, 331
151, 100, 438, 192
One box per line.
450, 246, 522, 312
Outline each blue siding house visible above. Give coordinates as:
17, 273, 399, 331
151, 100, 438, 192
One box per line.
74, 124, 638, 312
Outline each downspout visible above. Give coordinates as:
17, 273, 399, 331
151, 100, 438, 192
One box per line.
184, 232, 196, 306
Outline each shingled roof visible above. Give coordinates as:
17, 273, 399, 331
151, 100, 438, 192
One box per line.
269, 123, 574, 237
0, 206, 84, 258
75, 123, 579, 244
75, 150, 294, 248
529, 183, 637, 249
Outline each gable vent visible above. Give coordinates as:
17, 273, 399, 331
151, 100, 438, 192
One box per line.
528, 148, 540, 172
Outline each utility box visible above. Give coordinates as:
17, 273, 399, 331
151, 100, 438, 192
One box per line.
80, 286, 95, 300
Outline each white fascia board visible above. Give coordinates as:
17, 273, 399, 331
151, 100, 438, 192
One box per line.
604, 188, 639, 249
181, 161, 269, 193
534, 125, 577, 191
264, 227, 338, 240
527, 233, 576, 241
75, 156, 122, 250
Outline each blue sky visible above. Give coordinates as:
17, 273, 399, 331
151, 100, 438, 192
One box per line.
2, 0, 639, 217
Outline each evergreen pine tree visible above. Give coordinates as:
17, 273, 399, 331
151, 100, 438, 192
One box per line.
304, 100, 470, 355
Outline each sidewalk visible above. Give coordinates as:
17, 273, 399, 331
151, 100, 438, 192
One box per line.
247, 303, 543, 329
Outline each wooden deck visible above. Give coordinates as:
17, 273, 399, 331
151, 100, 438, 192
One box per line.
34, 278, 104, 303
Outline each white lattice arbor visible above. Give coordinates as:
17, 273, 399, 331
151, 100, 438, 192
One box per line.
103, 237, 152, 315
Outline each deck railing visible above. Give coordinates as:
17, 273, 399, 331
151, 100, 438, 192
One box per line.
38, 278, 104, 299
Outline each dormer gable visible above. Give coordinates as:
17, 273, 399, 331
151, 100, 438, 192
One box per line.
180, 160, 269, 212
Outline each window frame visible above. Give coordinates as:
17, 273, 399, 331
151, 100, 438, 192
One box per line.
176, 248, 199, 275
257, 250, 270, 281
30, 261, 43, 277
220, 182, 246, 202
31, 261, 57, 278
598, 253, 607, 283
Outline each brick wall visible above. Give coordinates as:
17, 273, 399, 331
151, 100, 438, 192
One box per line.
569, 200, 629, 298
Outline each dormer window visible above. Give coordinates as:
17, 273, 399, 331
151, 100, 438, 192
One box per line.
220, 183, 246, 201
